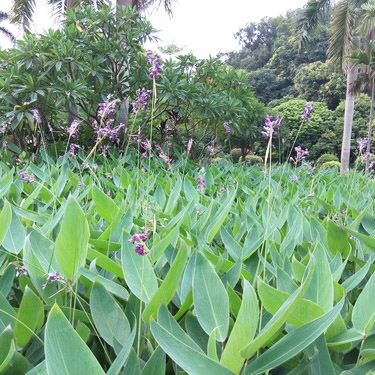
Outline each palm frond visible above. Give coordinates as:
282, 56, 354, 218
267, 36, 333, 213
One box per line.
357, 0, 375, 37
296, 0, 333, 49
0, 11, 9, 22
10, 0, 36, 33
349, 0, 371, 7
0, 26, 15, 42
328, 0, 356, 67
137, 0, 175, 16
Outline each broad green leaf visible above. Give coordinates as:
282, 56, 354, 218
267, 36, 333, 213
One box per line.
341, 360, 375, 375
304, 244, 333, 312
121, 232, 158, 303
14, 286, 44, 348
342, 259, 372, 293
307, 335, 335, 375
241, 257, 315, 359
143, 242, 188, 322
220, 226, 242, 261
193, 253, 229, 342
2, 209, 25, 254
106, 327, 136, 375
164, 178, 182, 215
140, 346, 166, 375
55, 196, 90, 281
0, 292, 17, 331
92, 185, 119, 222
205, 191, 236, 243
0, 326, 15, 372
352, 273, 375, 335
0, 200, 12, 247
327, 221, 351, 256
45, 304, 105, 375
151, 306, 234, 375
90, 281, 130, 347
245, 299, 344, 375
0, 265, 15, 298
207, 330, 219, 362
80, 267, 129, 300
151, 226, 180, 262
221, 280, 258, 374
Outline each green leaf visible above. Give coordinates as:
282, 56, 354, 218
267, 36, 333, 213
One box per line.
14, 286, 44, 348
193, 253, 229, 342
308, 335, 335, 375
241, 257, 316, 359
0, 326, 15, 373
0, 292, 17, 331
150, 306, 234, 375
245, 299, 344, 375
2, 209, 25, 254
143, 242, 188, 322
55, 196, 90, 281
45, 304, 105, 375
90, 281, 130, 348
221, 280, 258, 374
121, 232, 158, 303
0, 200, 12, 247
304, 244, 333, 312
92, 185, 119, 222
342, 259, 372, 292
164, 178, 182, 215
151, 226, 180, 263
80, 267, 129, 300
327, 221, 351, 256
341, 361, 375, 375
140, 346, 166, 375
207, 330, 219, 362
352, 273, 375, 335
0, 266, 15, 298
205, 191, 236, 243
106, 326, 136, 375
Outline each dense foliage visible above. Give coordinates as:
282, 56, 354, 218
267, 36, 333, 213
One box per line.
0, 153, 375, 374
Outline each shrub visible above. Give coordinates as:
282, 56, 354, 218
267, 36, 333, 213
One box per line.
315, 153, 339, 167
242, 154, 263, 165
230, 148, 242, 163
321, 160, 341, 169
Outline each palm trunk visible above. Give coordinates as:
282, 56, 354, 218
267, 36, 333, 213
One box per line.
366, 76, 375, 171
340, 64, 358, 173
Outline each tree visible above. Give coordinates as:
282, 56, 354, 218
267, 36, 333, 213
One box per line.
0, 12, 15, 44
298, 0, 371, 173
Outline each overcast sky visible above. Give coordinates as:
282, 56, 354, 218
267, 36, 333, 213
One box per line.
1, 0, 308, 57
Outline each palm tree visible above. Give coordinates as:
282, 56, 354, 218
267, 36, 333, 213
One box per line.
9, 0, 174, 32
298, 0, 371, 173
0, 11, 16, 43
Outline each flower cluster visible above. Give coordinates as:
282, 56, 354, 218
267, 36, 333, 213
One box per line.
155, 145, 172, 165
19, 169, 35, 183
146, 50, 161, 79
301, 103, 315, 120
223, 122, 231, 133
262, 115, 282, 139
356, 137, 369, 154
129, 231, 149, 256
290, 146, 309, 165
69, 143, 80, 157
15, 265, 28, 277
196, 176, 205, 191
133, 88, 151, 114
43, 271, 68, 288
98, 96, 120, 119
67, 119, 79, 139
207, 140, 215, 153
32, 109, 41, 123
95, 123, 126, 144
0, 121, 7, 134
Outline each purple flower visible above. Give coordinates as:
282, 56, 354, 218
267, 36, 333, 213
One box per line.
357, 137, 369, 154
308, 192, 315, 197
32, 109, 41, 123
135, 243, 145, 256
98, 96, 120, 119
47, 123, 53, 133
146, 50, 161, 79
82, 162, 89, 169
290, 146, 309, 165
301, 103, 315, 120
0, 121, 7, 134
44, 271, 68, 288
129, 231, 149, 256
19, 169, 35, 184
223, 122, 231, 133
67, 120, 79, 139
15, 265, 28, 277
133, 88, 151, 114
69, 143, 80, 156
207, 140, 215, 153
196, 176, 205, 191
291, 174, 298, 182
141, 139, 152, 151
262, 115, 282, 139
78, 182, 84, 188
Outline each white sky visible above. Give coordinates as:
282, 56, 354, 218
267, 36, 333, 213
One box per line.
1, 0, 308, 57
